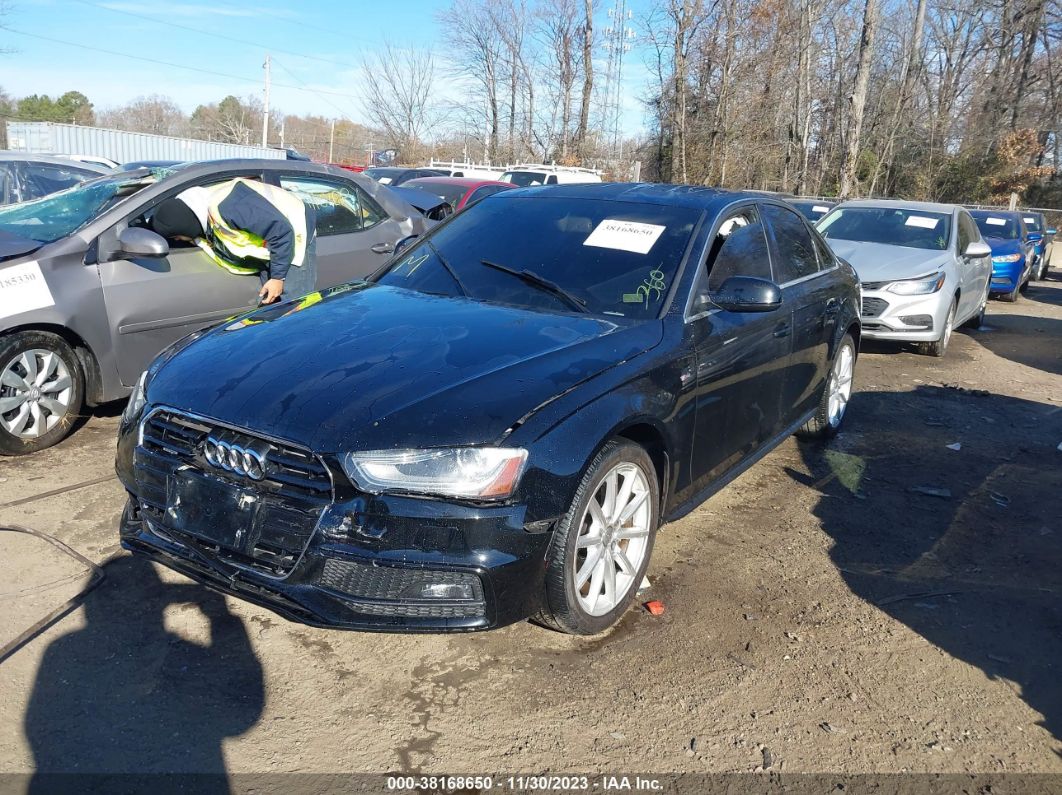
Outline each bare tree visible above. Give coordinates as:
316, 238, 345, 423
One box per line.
574, 0, 595, 154
359, 42, 440, 159
440, 0, 504, 162
839, 0, 880, 197
99, 95, 187, 136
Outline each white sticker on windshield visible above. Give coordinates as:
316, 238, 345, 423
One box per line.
583, 219, 666, 254
1024, 217, 1036, 223
377, 177, 393, 185
905, 216, 939, 229
985, 217, 1006, 226
0, 261, 54, 318
813, 205, 830, 213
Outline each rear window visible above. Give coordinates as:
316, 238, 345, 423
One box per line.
501, 171, 548, 187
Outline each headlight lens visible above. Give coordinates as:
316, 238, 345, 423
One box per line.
341, 447, 528, 500
121, 371, 148, 424
886, 272, 946, 295
991, 253, 1021, 263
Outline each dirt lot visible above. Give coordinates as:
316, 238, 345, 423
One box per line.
0, 256, 1059, 782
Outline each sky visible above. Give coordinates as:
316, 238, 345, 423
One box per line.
1, 0, 655, 138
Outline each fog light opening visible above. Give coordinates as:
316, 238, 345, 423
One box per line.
899, 314, 933, 329
417, 581, 476, 600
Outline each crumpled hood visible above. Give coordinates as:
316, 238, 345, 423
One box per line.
148, 283, 661, 452
825, 240, 951, 282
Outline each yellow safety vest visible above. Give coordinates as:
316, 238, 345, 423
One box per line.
195, 179, 310, 276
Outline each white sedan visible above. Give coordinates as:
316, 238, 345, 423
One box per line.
817, 200, 993, 356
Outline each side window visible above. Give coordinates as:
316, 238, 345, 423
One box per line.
762, 203, 819, 282
280, 176, 386, 236
0, 163, 15, 204
20, 162, 96, 201
706, 207, 774, 292
957, 213, 973, 254
466, 185, 505, 206
811, 230, 835, 269
546, 175, 558, 185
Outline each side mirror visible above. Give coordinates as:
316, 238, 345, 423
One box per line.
1048, 228, 1057, 235
394, 235, 417, 256
963, 240, 992, 259
711, 276, 782, 313
118, 227, 169, 258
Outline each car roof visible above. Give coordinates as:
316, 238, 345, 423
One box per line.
404, 177, 510, 189
496, 182, 768, 211
0, 151, 110, 172
969, 208, 1022, 219
837, 198, 959, 215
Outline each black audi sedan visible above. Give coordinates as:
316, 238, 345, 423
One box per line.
116, 184, 860, 635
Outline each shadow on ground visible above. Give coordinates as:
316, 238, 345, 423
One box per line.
791, 386, 1062, 747
23, 555, 264, 792
970, 306, 1062, 377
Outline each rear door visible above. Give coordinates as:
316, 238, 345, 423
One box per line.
688, 204, 792, 490
276, 174, 407, 286
761, 202, 835, 421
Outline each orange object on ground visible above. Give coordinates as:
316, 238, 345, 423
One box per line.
645, 600, 666, 616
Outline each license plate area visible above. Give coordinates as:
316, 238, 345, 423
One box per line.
166, 470, 260, 551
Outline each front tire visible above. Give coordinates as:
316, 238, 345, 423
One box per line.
963, 285, 989, 329
537, 440, 659, 635
798, 332, 856, 439
0, 331, 84, 455
920, 299, 955, 357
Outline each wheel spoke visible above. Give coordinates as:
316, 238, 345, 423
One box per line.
1, 368, 29, 390
588, 557, 606, 611
27, 402, 43, 437
587, 498, 607, 530
614, 546, 636, 576
602, 471, 618, 518
577, 532, 601, 550
34, 352, 58, 387
616, 527, 650, 540
38, 396, 67, 417
0, 393, 28, 413
603, 554, 617, 606
575, 546, 602, 588
617, 490, 649, 525
611, 471, 634, 523
5, 403, 32, 435
18, 352, 38, 385
41, 374, 72, 394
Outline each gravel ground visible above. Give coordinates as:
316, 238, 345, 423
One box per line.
0, 254, 1059, 781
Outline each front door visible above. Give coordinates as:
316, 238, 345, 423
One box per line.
276, 174, 408, 286
689, 205, 792, 491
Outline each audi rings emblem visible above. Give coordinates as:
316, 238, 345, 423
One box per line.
203, 435, 269, 480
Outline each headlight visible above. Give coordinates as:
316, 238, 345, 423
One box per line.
341, 447, 528, 500
121, 371, 148, 424
886, 272, 946, 295
991, 253, 1021, 263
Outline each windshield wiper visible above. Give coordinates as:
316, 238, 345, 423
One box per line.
479, 259, 589, 313
427, 240, 468, 297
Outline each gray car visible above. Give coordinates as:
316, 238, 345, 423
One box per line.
0, 152, 110, 205
0, 159, 430, 454
817, 200, 993, 357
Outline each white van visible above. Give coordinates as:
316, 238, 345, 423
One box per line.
500, 164, 602, 186
426, 160, 506, 180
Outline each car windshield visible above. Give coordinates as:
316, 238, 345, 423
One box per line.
0, 174, 153, 244
364, 167, 401, 184
790, 201, 833, 221
501, 170, 548, 187
818, 206, 951, 251
1022, 214, 1043, 232
403, 180, 467, 207
971, 213, 1021, 240
375, 196, 702, 320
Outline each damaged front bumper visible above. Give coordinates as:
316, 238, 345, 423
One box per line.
117, 407, 552, 632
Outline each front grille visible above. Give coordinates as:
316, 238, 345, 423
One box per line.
861, 297, 888, 318
135, 409, 331, 576
319, 558, 486, 618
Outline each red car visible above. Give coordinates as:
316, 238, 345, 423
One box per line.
400, 177, 515, 213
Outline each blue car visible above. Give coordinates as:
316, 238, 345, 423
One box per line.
970, 210, 1035, 302
1019, 211, 1056, 281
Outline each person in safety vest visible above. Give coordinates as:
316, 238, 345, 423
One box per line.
150, 178, 317, 304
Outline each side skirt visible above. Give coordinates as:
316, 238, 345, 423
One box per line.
663, 406, 816, 524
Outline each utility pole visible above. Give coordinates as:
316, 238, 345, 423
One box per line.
329, 118, 336, 162
262, 53, 271, 148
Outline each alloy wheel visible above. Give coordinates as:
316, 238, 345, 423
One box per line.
572, 462, 652, 617
827, 343, 855, 427
0, 350, 74, 439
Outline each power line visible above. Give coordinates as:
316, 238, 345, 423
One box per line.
71, 0, 365, 71
3, 28, 364, 101
271, 57, 358, 122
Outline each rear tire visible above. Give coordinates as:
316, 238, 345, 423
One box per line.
919, 299, 955, 357
0, 331, 84, 456
797, 333, 856, 439
537, 440, 659, 635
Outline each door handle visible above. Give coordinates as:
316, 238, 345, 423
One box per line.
773, 322, 791, 338
371, 242, 395, 255
824, 297, 840, 315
